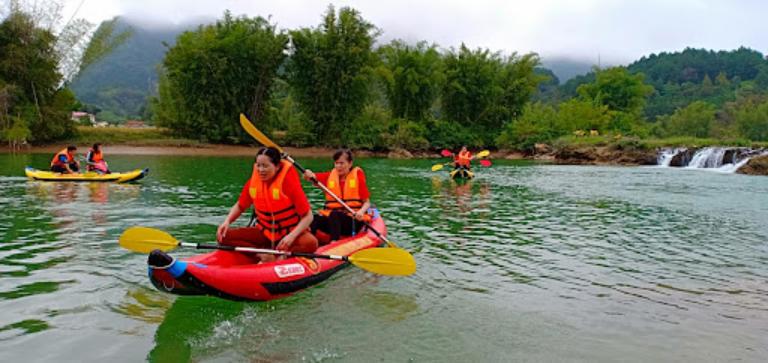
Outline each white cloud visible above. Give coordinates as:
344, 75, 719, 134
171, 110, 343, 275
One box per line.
60, 0, 768, 64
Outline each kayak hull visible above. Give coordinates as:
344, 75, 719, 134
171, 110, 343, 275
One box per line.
450, 168, 474, 180
148, 217, 387, 301
25, 167, 148, 183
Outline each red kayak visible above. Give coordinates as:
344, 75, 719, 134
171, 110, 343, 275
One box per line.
148, 216, 386, 301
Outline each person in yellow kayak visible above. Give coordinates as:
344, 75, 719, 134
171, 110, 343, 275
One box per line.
453, 145, 472, 171
302, 149, 372, 245
216, 147, 317, 262
50, 145, 80, 174
86, 143, 111, 174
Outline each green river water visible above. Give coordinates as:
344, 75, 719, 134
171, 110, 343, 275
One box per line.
0, 153, 766, 362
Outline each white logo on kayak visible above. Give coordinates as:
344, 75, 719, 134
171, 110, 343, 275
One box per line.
274, 264, 305, 278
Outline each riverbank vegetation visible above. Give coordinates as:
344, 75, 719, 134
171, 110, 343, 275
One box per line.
0, 1, 129, 145
4, 4, 768, 152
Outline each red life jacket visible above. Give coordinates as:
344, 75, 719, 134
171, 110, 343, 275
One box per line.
319, 167, 371, 222
51, 148, 73, 167
249, 160, 301, 242
455, 151, 472, 167
89, 149, 103, 162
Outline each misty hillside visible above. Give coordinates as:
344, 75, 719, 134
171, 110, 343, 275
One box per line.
69, 18, 191, 122
540, 57, 595, 82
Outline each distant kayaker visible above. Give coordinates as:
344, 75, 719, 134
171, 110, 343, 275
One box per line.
216, 147, 317, 262
303, 149, 372, 244
50, 145, 80, 174
453, 146, 472, 170
86, 143, 111, 174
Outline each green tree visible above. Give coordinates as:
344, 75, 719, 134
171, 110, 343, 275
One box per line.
0, 11, 76, 142
287, 5, 378, 145
555, 98, 612, 133
442, 45, 542, 145
661, 101, 717, 138
733, 100, 768, 141
377, 40, 443, 121
577, 66, 654, 115
496, 102, 558, 150
153, 12, 288, 142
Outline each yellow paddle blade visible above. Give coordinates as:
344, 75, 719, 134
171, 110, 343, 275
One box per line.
119, 227, 180, 253
431, 163, 445, 171
348, 247, 416, 276
476, 150, 490, 158
239, 113, 283, 153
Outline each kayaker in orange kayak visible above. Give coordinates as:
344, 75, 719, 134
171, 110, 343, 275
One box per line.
50, 145, 80, 174
302, 149, 372, 244
216, 147, 317, 262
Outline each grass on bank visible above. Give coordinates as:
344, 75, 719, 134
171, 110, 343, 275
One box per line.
553, 135, 768, 150
69, 126, 202, 146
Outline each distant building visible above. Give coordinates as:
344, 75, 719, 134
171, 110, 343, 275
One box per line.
71, 111, 96, 124
124, 120, 146, 128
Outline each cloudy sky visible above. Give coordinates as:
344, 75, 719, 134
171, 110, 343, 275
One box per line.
60, 0, 768, 65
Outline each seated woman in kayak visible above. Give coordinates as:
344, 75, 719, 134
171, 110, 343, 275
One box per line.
453, 145, 472, 170
302, 149, 372, 244
50, 145, 80, 174
216, 147, 318, 262
86, 143, 111, 174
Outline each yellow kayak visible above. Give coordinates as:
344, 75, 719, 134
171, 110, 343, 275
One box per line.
25, 167, 149, 183
450, 168, 474, 180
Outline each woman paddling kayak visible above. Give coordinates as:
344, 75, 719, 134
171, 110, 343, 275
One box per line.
302, 149, 372, 245
216, 147, 318, 262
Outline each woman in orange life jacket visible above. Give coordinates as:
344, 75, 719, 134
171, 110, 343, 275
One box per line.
302, 149, 371, 244
453, 145, 472, 170
216, 147, 317, 262
50, 145, 80, 174
86, 143, 111, 174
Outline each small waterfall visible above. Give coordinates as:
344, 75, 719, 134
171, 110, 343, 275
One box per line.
716, 157, 751, 173
657, 147, 766, 173
657, 148, 684, 167
686, 147, 726, 169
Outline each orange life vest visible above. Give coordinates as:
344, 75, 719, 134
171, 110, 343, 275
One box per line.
51, 148, 73, 167
89, 149, 103, 162
249, 160, 301, 242
455, 151, 472, 167
320, 167, 370, 222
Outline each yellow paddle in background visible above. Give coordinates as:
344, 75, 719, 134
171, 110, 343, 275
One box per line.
239, 113, 401, 248
119, 227, 416, 276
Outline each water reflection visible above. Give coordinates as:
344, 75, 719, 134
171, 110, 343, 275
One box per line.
430, 177, 493, 214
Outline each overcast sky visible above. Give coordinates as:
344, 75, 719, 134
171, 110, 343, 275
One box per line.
60, 0, 768, 65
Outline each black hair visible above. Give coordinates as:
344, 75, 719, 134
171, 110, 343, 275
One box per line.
256, 147, 282, 166
333, 149, 353, 162
67, 145, 77, 151
92, 143, 101, 151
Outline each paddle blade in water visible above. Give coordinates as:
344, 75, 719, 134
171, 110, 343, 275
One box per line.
431, 164, 445, 171
119, 227, 180, 253
348, 247, 417, 276
441, 149, 453, 157
476, 150, 490, 158
479, 159, 492, 167
239, 114, 283, 152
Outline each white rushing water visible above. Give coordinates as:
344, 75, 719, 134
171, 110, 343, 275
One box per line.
656, 147, 686, 167
657, 146, 765, 173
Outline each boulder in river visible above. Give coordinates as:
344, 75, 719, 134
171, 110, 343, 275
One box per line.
737, 154, 768, 175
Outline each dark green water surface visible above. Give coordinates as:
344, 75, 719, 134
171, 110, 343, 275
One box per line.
0, 153, 766, 362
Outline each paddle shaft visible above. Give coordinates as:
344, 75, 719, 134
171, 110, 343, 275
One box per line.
180, 242, 349, 261
281, 154, 396, 247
